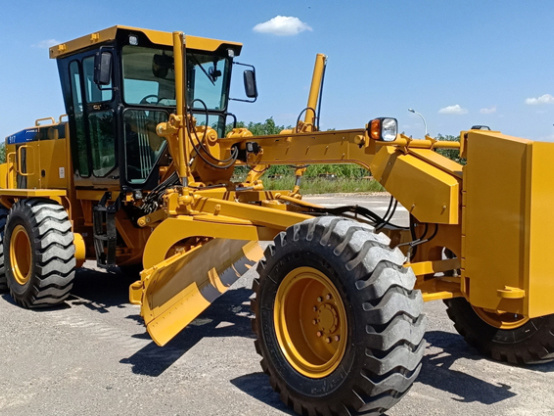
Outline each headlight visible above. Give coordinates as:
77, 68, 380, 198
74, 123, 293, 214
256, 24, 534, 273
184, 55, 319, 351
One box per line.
369, 117, 398, 142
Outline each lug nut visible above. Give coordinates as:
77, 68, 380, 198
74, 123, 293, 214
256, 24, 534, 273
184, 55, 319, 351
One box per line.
316, 331, 323, 337
334, 336, 340, 342
317, 296, 323, 302
312, 319, 318, 325
325, 337, 331, 344
313, 306, 318, 312
326, 294, 332, 300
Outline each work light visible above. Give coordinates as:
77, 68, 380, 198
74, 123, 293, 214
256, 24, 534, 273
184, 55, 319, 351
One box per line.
369, 117, 398, 142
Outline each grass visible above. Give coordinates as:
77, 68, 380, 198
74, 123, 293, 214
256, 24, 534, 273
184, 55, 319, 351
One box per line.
259, 175, 385, 194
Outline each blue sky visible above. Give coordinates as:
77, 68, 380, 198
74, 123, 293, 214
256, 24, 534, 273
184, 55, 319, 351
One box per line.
2, 0, 554, 141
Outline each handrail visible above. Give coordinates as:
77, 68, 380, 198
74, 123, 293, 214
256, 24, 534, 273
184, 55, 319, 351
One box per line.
16, 145, 33, 177
6, 152, 16, 188
35, 117, 56, 126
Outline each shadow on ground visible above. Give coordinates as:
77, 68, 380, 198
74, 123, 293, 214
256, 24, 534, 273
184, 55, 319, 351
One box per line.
418, 330, 554, 404
49, 265, 257, 378
233, 329, 554, 414
119, 285, 255, 376
68, 266, 136, 312
231, 372, 294, 415
28, 266, 554, 413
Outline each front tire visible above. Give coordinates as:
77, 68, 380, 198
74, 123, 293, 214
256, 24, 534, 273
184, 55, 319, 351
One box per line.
445, 297, 554, 364
252, 217, 426, 416
5, 199, 76, 308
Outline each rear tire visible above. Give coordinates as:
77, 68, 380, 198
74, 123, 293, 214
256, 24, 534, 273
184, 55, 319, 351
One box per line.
252, 217, 426, 416
445, 297, 554, 364
0, 206, 8, 292
5, 199, 76, 308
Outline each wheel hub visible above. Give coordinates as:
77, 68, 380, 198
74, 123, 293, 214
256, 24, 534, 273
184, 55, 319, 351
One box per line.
10, 224, 32, 286
274, 267, 348, 378
472, 306, 530, 329
316, 301, 339, 335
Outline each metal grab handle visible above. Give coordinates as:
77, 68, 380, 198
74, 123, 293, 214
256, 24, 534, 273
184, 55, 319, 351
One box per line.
16, 145, 33, 177
35, 117, 56, 126
6, 152, 16, 188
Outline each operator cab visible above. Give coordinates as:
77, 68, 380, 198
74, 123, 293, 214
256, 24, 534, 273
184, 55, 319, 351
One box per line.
51, 26, 249, 191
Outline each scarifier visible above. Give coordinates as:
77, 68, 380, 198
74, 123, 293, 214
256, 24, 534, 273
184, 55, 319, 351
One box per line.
1, 26, 554, 416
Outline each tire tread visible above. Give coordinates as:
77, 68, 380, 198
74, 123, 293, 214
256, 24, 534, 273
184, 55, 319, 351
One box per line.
445, 297, 554, 364
5, 199, 75, 308
251, 216, 425, 416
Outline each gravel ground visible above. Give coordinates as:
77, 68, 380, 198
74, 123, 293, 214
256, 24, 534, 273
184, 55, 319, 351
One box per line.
1, 194, 553, 416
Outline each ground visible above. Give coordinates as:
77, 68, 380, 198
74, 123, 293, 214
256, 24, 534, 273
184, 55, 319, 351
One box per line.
0, 195, 553, 415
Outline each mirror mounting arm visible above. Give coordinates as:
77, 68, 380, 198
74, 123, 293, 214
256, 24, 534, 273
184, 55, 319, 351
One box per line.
230, 61, 258, 103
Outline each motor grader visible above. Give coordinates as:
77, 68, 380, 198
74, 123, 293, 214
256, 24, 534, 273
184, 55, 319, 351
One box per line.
1, 25, 553, 416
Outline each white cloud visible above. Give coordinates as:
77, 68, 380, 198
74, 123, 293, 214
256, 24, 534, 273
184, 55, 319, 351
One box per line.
525, 94, 554, 105
480, 106, 497, 114
253, 16, 312, 36
438, 104, 468, 115
34, 39, 60, 49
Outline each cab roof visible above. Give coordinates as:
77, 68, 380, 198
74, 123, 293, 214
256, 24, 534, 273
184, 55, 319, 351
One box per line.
49, 25, 243, 59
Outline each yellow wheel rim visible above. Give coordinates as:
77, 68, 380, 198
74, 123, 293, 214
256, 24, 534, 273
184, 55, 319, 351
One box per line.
10, 225, 32, 286
274, 266, 348, 378
473, 307, 529, 330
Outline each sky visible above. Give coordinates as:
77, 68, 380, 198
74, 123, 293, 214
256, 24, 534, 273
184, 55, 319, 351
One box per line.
2, 0, 554, 141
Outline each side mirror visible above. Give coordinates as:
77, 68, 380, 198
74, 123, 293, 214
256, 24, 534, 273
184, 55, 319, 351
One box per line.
244, 70, 258, 99
94, 51, 112, 86
230, 62, 258, 103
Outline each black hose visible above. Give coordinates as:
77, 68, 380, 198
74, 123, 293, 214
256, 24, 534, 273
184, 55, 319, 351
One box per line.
299, 203, 408, 231
397, 220, 440, 260
375, 196, 398, 231
185, 99, 238, 169
295, 107, 317, 132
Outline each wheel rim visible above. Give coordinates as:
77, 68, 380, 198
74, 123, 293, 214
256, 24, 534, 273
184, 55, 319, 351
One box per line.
274, 266, 348, 378
472, 306, 529, 329
10, 225, 32, 285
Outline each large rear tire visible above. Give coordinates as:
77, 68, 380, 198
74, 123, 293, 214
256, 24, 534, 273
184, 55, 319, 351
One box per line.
0, 206, 8, 292
445, 297, 554, 364
252, 217, 426, 416
4, 199, 76, 308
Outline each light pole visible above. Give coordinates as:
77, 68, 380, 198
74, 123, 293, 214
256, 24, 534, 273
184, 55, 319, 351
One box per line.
408, 108, 428, 136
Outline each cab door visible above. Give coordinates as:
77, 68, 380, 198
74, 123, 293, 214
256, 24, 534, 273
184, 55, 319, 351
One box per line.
67, 53, 119, 187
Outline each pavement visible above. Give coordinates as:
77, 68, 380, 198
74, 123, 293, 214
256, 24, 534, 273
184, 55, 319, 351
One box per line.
0, 194, 553, 416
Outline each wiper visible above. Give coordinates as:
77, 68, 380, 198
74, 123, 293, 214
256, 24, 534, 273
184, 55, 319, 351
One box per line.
189, 53, 215, 86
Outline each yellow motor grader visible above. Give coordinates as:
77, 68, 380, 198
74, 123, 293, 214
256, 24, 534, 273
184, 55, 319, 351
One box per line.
1, 26, 554, 416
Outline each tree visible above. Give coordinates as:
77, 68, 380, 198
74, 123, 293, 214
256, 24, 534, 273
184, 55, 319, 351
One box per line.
436, 134, 464, 164
227, 119, 464, 178
227, 118, 370, 178
225, 117, 289, 137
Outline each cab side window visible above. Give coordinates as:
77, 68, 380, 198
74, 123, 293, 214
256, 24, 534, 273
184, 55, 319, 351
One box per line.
68, 55, 117, 178
69, 60, 90, 177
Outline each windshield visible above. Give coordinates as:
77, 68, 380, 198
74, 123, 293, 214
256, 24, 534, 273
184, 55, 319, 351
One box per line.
121, 45, 230, 184
186, 53, 229, 110
121, 45, 230, 111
